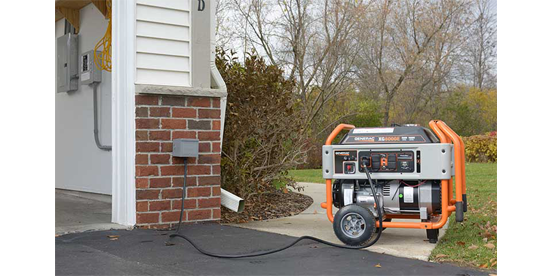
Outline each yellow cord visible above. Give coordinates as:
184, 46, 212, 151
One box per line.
94, 0, 112, 72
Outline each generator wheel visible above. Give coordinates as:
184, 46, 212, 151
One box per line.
333, 204, 375, 246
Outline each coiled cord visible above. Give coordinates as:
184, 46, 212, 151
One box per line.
169, 159, 383, 258
94, 0, 112, 72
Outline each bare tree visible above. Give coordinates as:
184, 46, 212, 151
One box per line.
356, 0, 470, 126
215, 0, 239, 47
220, 0, 369, 133
217, 0, 495, 129
464, 0, 497, 89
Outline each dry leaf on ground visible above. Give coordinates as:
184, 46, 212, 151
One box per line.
221, 191, 312, 223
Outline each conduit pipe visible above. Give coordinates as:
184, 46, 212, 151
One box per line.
92, 82, 112, 151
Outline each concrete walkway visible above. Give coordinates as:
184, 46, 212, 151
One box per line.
56, 189, 129, 235
229, 182, 447, 261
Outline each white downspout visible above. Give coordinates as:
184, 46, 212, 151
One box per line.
210, 1, 243, 212
210, 0, 227, 145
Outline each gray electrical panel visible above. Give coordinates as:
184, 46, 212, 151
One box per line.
57, 33, 79, 93
80, 50, 102, 85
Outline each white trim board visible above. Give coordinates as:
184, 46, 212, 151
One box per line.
111, 0, 136, 226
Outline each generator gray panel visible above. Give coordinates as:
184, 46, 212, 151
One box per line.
322, 144, 453, 180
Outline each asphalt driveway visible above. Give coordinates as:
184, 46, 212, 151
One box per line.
55, 223, 487, 275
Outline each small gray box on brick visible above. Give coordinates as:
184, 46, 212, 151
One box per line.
172, 139, 199, 158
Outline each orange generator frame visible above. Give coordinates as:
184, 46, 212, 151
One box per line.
321, 120, 466, 237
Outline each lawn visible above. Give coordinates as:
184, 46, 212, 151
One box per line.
288, 169, 326, 184
288, 163, 497, 269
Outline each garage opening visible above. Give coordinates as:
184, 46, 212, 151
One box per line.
55, 0, 124, 234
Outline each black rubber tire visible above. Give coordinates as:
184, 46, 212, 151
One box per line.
333, 204, 376, 246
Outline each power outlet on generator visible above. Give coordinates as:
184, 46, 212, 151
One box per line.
80, 50, 102, 85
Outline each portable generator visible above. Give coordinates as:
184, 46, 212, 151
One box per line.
321, 120, 466, 246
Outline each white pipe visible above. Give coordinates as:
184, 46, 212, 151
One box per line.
221, 188, 245, 213
210, 0, 227, 145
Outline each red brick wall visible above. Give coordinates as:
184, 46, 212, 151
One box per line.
135, 94, 222, 229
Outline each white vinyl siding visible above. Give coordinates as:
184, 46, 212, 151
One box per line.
136, 21, 190, 41
136, 37, 190, 56
135, 0, 191, 87
136, 69, 191, 87
136, 53, 190, 72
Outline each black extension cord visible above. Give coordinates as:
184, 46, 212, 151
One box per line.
168, 159, 383, 258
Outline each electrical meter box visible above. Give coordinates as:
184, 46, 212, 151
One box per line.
80, 50, 102, 85
56, 33, 79, 93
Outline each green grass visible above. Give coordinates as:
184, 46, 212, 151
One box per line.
430, 163, 497, 269
288, 163, 497, 269
288, 169, 325, 183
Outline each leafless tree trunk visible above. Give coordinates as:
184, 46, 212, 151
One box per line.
216, 0, 496, 129
357, 0, 470, 126
219, 0, 369, 133
464, 0, 497, 89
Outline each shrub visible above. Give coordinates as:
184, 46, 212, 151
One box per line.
299, 96, 383, 169
297, 138, 323, 169
347, 99, 383, 128
217, 49, 308, 199
463, 132, 497, 163
440, 87, 497, 136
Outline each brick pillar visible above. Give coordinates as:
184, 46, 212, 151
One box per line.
135, 94, 222, 229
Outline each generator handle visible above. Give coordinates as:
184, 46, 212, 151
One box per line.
325, 124, 355, 145
429, 121, 450, 143
322, 124, 355, 222
435, 120, 466, 222
429, 121, 455, 205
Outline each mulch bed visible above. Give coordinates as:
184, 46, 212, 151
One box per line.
221, 190, 313, 224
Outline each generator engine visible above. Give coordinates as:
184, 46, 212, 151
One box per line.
332, 179, 441, 221
321, 122, 465, 246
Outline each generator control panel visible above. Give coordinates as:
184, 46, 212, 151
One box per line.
360, 151, 415, 172
335, 150, 415, 174
324, 144, 452, 180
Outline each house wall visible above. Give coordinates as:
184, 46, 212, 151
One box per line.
55, 4, 112, 195
133, 0, 224, 227
135, 94, 221, 228
135, 0, 192, 87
